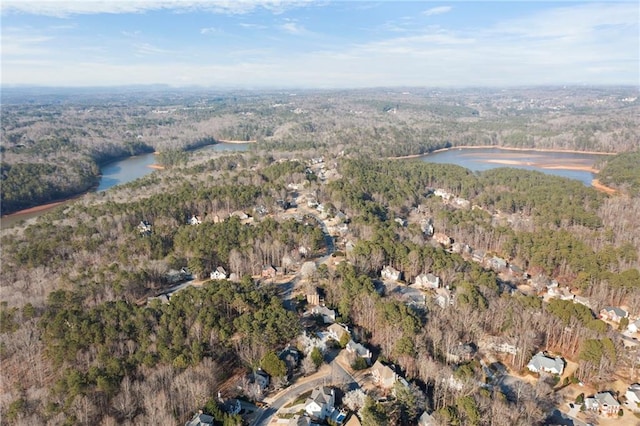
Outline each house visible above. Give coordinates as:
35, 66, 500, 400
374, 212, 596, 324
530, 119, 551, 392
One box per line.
346, 340, 372, 365
279, 345, 301, 374
625, 384, 640, 409
311, 305, 336, 324
414, 273, 440, 289
305, 386, 335, 420
166, 268, 189, 284
472, 249, 486, 263
138, 220, 152, 235
344, 414, 361, 426
489, 256, 507, 271
230, 210, 249, 220
433, 233, 452, 247
210, 266, 227, 280
433, 189, 453, 200
452, 198, 471, 209
185, 411, 214, 426
446, 343, 476, 364
418, 411, 436, 426
585, 392, 620, 416
381, 265, 402, 282
600, 306, 628, 323
253, 369, 270, 389
394, 217, 407, 227
371, 360, 398, 389
298, 246, 310, 257
434, 287, 453, 308
327, 323, 350, 342
221, 399, 241, 416
527, 352, 565, 375
262, 265, 277, 279
628, 318, 640, 334
481, 337, 518, 355
188, 215, 202, 225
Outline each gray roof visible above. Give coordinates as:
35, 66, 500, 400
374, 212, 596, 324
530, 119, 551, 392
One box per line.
594, 392, 619, 407
604, 306, 628, 317
527, 352, 564, 374
185, 413, 214, 426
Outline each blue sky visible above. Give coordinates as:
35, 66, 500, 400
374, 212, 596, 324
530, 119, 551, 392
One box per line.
1, 1, 638, 88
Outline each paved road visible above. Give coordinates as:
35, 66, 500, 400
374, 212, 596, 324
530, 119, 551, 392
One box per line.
252, 359, 356, 426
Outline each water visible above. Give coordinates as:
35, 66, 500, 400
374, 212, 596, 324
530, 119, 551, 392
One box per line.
98, 143, 251, 191
97, 153, 158, 191
419, 147, 607, 186
1, 143, 251, 228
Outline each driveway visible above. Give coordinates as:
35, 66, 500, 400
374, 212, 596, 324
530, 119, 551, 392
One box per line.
252, 358, 357, 426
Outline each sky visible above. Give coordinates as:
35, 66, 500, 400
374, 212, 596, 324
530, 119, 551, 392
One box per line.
1, 0, 638, 88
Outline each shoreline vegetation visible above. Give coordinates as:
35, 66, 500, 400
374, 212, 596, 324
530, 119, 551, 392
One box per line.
1, 144, 619, 225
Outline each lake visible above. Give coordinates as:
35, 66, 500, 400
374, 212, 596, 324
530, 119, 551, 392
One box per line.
418, 147, 607, 186
98, 142, 251, 192
1, 142, 251, 228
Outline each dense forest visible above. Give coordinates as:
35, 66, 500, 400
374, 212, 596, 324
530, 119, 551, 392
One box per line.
597, 150, 640, 196
1, 86, 639, 214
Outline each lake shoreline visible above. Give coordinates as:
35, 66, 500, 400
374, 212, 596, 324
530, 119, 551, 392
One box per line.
391, 145, 617, 160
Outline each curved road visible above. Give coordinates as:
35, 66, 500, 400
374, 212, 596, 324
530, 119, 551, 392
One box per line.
252, 359, 356, 426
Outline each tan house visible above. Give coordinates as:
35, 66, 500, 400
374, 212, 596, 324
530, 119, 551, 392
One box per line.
371, 360, 398, 389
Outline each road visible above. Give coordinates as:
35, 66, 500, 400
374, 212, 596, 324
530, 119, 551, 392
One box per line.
251, 358, 356, 426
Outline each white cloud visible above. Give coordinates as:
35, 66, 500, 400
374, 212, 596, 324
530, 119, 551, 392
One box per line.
1, 0, 317, 17
239, 23, 268, 30
280, 22, 307, 35
133, 42, 173, 55
422, 6, 452, 17
200, 27, 220, 35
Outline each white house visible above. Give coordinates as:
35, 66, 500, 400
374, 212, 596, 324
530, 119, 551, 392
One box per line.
381, 265, 402, 282
311, 305, 336, 324
626, 384, 640, 409
346, 340, 372, 365
628, 319, 640, 334
527, 352, 565, 375
585, 392, 620, 417
305, 386, 335, 420
188, 215, 202, 225
210, 266, 227, 280
414, 273, 440, 289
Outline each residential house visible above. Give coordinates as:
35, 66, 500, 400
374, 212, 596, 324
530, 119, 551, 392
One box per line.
433, 189, 453, 200
188, 215, 202, 225
433, 233, 452, 247
346, 340, 372, 365
185, 411, 214, 426
311, 305, 336, 324
446, 343, 476, 364
480, 337, 518, 355
305, 387, 335, 420
414, 273, 440, 289
221, 399, 241, 416
344, 414, 361, 426
472, 249, 486, 264
628, 319, 640, 334
230, 210, 249, 220
394, 217, 408, 227
138, 220, 152, 235
527, 352, 565, 375
371, 360, 398, 389
307, 291, 321, 306
262, 265, 277, 279
574, 296, 592, 309
451, 242, 469, 254
210, 266, 227, 280
452, 198, 471, 209
584, 392, 620, 417
600, 306, 629, 323
381, 265, 402, 282
166, 268, 189, 284
625, 384, 640, 409
508, 264, 529, 279
489, 256, 507, 271
434, 287, 453, 308
327, 323, 350, 343
418, 411, 436, 426
279, 345, 301, 375
253, 369, 270, 390
298, 245, 310, 257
